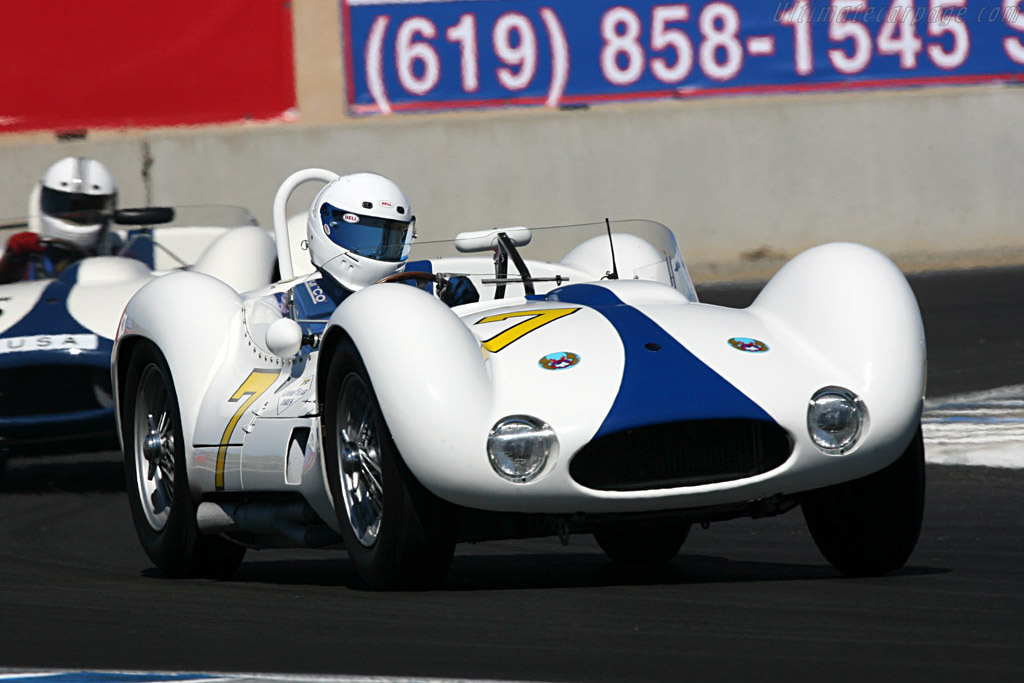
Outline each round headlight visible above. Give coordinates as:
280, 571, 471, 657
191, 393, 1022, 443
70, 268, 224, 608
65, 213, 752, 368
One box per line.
487, 416, 557, 483
807, 386, 867, 455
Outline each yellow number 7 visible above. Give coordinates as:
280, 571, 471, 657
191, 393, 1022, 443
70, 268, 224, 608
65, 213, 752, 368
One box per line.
216, 369, 277, 489
475, 308, 579, 353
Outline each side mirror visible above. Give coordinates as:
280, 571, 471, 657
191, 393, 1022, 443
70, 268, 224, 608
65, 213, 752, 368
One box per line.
455, 226, 532, 253
113, 207, 176, 225
266, 318, 303, 358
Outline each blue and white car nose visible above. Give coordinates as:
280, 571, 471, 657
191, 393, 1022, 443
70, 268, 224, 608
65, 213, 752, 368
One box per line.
0, 264, 101, 343
543, 283, 776, 437
0, 263, 113, 436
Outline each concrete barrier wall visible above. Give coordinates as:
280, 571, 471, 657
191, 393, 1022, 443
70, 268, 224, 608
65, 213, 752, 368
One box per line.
3, 83, 1022, 279
1, 0, 1021, 279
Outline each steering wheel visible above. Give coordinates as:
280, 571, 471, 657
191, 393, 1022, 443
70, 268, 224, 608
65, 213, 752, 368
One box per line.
375, 271, 440, 285
15, 236, 92, 280
38, 236, 91, 258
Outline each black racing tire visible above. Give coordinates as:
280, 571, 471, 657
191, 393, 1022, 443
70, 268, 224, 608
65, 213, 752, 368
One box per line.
324, 338, 456, 590
122, 343, 245, 579
594, 522, 691, 565
802, 426, 926, 577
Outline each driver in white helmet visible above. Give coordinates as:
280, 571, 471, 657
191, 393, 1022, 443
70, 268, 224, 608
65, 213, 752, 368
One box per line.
292, 171, 477, 313
0, 157, 117, 284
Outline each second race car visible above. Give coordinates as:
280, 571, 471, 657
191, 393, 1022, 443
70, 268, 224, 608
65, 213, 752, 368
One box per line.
0, 205, 276, 469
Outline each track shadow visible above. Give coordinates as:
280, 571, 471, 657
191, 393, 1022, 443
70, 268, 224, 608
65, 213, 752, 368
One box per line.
0, 451, 125, 493
217, 549, 948, 592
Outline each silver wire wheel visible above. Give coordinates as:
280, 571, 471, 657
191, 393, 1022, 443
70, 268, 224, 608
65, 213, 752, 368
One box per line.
336, 372, 384, 548
133, 363, 176, 532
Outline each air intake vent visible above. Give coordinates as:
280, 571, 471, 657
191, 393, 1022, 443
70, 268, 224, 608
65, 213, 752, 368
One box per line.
0, 365, 111, 417
569, 419, 792, 491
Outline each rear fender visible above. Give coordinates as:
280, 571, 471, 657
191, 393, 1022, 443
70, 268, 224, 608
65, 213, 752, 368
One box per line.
192, 226, 276, 293
68, 257, 154, 338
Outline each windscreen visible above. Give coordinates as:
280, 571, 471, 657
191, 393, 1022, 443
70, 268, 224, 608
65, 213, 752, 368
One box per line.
408, 219, 696, 300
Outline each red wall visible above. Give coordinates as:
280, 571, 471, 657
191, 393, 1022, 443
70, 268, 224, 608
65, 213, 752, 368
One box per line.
0, 0, 295, 133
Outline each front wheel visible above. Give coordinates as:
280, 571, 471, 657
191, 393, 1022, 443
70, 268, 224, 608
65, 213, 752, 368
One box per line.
324, 338, 456, 590
122, 344, 245, 579
802, 426, 925, 577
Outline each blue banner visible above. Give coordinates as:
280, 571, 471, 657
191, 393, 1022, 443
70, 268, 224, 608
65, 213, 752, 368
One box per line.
342, 0, 1024, 114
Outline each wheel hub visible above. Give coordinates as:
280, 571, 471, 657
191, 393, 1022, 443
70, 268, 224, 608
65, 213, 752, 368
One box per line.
337, 375, 384, 548
343, 444, 362, 467
143, 432, 162, 465
134, 368, 175, 532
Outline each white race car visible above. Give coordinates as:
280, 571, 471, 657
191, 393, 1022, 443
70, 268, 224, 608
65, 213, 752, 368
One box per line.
112, 169, 926, 588
0, 206, 275, 466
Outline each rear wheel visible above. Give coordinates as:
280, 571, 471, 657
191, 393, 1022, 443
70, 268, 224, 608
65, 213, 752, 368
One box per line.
324, 338, 456, 589
594, 522, 691, 565
122, 344, 245, 579
802, 426, 925, 577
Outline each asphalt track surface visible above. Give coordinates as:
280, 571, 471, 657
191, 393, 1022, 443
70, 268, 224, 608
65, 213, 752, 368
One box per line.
2, 266, 1023, 683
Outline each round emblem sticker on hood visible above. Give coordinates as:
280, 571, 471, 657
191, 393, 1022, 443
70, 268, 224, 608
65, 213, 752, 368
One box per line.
728, 337, 769, 353
539, 352, 581, 370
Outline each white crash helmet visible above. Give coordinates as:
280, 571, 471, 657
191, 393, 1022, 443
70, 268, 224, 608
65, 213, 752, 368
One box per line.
37, 157, 117, 249
306, 172, 415, 290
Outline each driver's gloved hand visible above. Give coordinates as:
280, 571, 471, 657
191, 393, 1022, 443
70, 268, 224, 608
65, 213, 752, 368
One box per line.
438, 275, 480, 307
6, 231, 44, 254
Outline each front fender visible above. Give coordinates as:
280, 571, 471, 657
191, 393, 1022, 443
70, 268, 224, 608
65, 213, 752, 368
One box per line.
748, 242, 925, 461
322, 284, 494, 498
114, 270, 243, 455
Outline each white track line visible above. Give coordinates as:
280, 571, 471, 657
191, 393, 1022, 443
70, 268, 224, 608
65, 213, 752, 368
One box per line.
0, 670, 545, 683
923, 385, 1024, 468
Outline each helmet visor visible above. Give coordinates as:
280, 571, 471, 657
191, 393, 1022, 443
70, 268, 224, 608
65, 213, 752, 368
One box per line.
41, 186, 116, 225
320, 203, 413, 262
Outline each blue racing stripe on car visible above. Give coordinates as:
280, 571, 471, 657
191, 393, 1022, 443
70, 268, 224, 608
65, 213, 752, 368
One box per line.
545, 283, 773, 437
0, 263, 94, 339
0, 262, 115, 437
0, 262, 113, 367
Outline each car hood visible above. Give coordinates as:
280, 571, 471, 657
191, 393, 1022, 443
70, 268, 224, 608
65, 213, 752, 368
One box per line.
457, 279, 863, 440
0, 279, 50, 336
0, 257, 154, 340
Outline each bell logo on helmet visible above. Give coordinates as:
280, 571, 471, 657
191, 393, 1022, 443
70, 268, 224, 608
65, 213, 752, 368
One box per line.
380, 200, 393, 208
342, 213, 359, 223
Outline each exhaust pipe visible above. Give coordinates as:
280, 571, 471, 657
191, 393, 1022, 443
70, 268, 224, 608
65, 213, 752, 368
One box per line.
196, 500, 342, 548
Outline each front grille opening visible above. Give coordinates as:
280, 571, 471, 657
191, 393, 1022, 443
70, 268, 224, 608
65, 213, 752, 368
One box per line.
569, 419, 793, 491
0, 365, 112, 417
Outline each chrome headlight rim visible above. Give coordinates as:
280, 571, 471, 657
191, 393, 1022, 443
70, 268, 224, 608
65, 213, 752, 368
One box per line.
487, 414, 558, 484
807, 385, 868, 455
